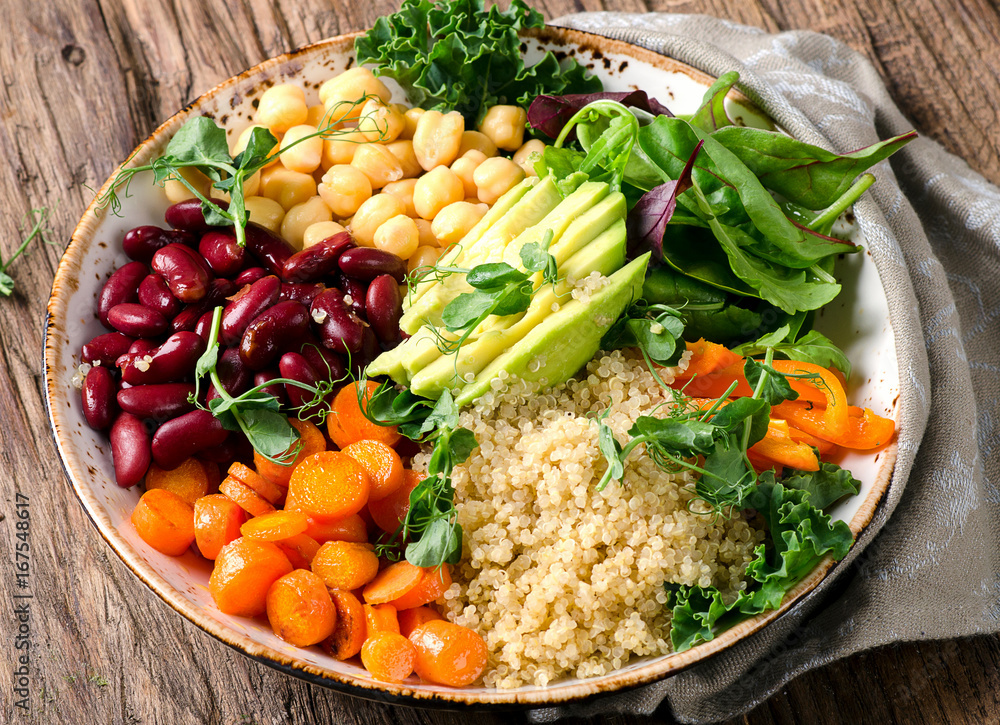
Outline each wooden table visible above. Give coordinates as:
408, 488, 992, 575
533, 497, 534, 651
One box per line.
2, 1, 998, 723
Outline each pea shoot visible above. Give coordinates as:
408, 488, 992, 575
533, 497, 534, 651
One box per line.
2, 206, 58, 297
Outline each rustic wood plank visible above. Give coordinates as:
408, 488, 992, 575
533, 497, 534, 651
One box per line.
1, 0, 999, 723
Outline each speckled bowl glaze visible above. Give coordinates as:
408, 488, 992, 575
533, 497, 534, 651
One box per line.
44, 27, 899, 708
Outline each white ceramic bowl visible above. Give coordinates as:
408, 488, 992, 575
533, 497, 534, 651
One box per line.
44, 27, 898, 707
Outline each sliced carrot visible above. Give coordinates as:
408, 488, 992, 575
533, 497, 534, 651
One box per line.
389, 565, 452, 611
240, 510, 309, 541
199, 460, 222, 494
361, 632, 416, 683
131, 489, 196, 556
409, 620, 487, 687
312, 540, 379, 590
278, 533, 321, 568
342, 439, 404, 501
750, 419, 820, 472
254, 417, 327, 488
327, 381, 400, 450
305, 514, 368, 544
362, 561, 424, 605
368, 469, 422, 534
266, 569, 337, 647
397, 606, 444, 638
144, 458, 211, 507
773, 401, 895, 450
228, 462, 285, 505
364, 603, 400, 634
193, 493, 247, 560
287, 451, 370, 521
209, 538, 293, 616
321, 590, 367, 660
679, 338, 743, 378
219, 475, 276, 518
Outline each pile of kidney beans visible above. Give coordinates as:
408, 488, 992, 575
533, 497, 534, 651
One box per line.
78, 199, 407, 489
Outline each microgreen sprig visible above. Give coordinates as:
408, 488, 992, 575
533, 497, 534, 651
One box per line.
2, 206, 58, 297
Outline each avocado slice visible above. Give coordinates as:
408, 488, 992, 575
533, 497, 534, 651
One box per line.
454, 253, 651, 408
409, 220, 628, 398
400, 176, 563, 334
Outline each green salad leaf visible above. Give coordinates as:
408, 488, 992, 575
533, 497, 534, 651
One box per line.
355, 0, 600, 125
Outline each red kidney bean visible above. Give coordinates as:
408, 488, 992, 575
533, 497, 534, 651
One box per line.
354, 327, 380, 376
244, 222, 296, 277
278, 352, 324, 411
98, 261, 147, 328
151, 243, 213, 303
117, 383, 197, 420
211, 347, 252, 398
121, 331, 206, 385
129, 339, 159, 355
82, 366, 117, 431
203, 277, 237, 307
110, 412, 152, 488
122, 226, 196, 263
299, 341, 346, 382
279, 282, 326, 306
137, 273, 182, 319
339, 275, 368, 318
152, 409, 230, 470
239, 300, 310, 370
171, 304, 204, 333
199, 231, 245, 277
310, 289, 365, 355
366, 274, 403, 345
221, 275, 281, 346
337, 247, 406, 283
281, 232, 354, 283
165, 198, 229, 234
107, 303, 168, 338
197, 431, 253, 465
234, 266, 267, 287
81, 332, 134, 366
194, 310, 215, 342
252, 369, 288, 406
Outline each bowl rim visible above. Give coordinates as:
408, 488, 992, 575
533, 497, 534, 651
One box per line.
44, 24, 898, 708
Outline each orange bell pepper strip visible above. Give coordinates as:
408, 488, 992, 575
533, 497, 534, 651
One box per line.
679, 339, 744, 378
787, 424, 838, 456
769, 360, 849, 439
750, 419, 821, 472
773, 401, 895, 450
674, 360, 830, 406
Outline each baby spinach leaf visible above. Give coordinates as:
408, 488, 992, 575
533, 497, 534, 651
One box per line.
682, 305, 763, 344
711, 126, 917, 209
688, 70, 738, 133
641, 264, 726, 308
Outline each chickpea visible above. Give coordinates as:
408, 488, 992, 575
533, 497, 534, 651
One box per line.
244, 196, 285, 234
280, 196, 333, 250
451, 150, 487, 198
351, 144, 404, 189
350, 193, 406, 247
513, 139, 546, 177
414, 218, 436, 248
256, 84, 308, 134
384, 140, 422, 179
317, 165, 372, 218
319, 68, 391, 123
356, 99, 405, 143
479, 105, 527, 152
280, 124, 323, 174
474, 157, 525, 205
382, 178, 418, 218
407, 244, 442, 274
431, 201, 488, 246
458, 130, 497, 158
322, 127, 368, 168
373, 214, 420, 259
303, 220, 348, 248
401, 107, 425, 140
260, 165, 317, 211
164, 166, 211, 204
306, 104, 328, 128
413, 166, 465, 221
412, 110, 465, 171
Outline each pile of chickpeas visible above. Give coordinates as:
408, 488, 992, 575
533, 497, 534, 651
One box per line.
164, 68, 547, 274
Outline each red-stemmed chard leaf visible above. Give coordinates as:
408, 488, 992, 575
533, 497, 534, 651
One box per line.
528, 91, 673, 140
627, 140, 703, 258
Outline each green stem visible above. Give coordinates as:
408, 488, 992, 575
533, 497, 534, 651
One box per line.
807, 173, 875, 232
3, 208, 50, 273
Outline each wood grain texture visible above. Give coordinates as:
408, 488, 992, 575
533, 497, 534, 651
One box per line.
1, 0, 999, 723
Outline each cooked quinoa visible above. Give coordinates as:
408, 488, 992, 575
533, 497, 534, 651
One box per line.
414, 349, 765, 688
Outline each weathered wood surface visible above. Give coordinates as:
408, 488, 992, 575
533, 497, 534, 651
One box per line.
1, 0, 998, 723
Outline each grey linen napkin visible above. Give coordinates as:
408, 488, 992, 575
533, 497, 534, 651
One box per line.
527, 12, 1000, 724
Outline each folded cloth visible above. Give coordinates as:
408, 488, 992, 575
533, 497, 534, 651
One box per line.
527, 12, 999, 724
